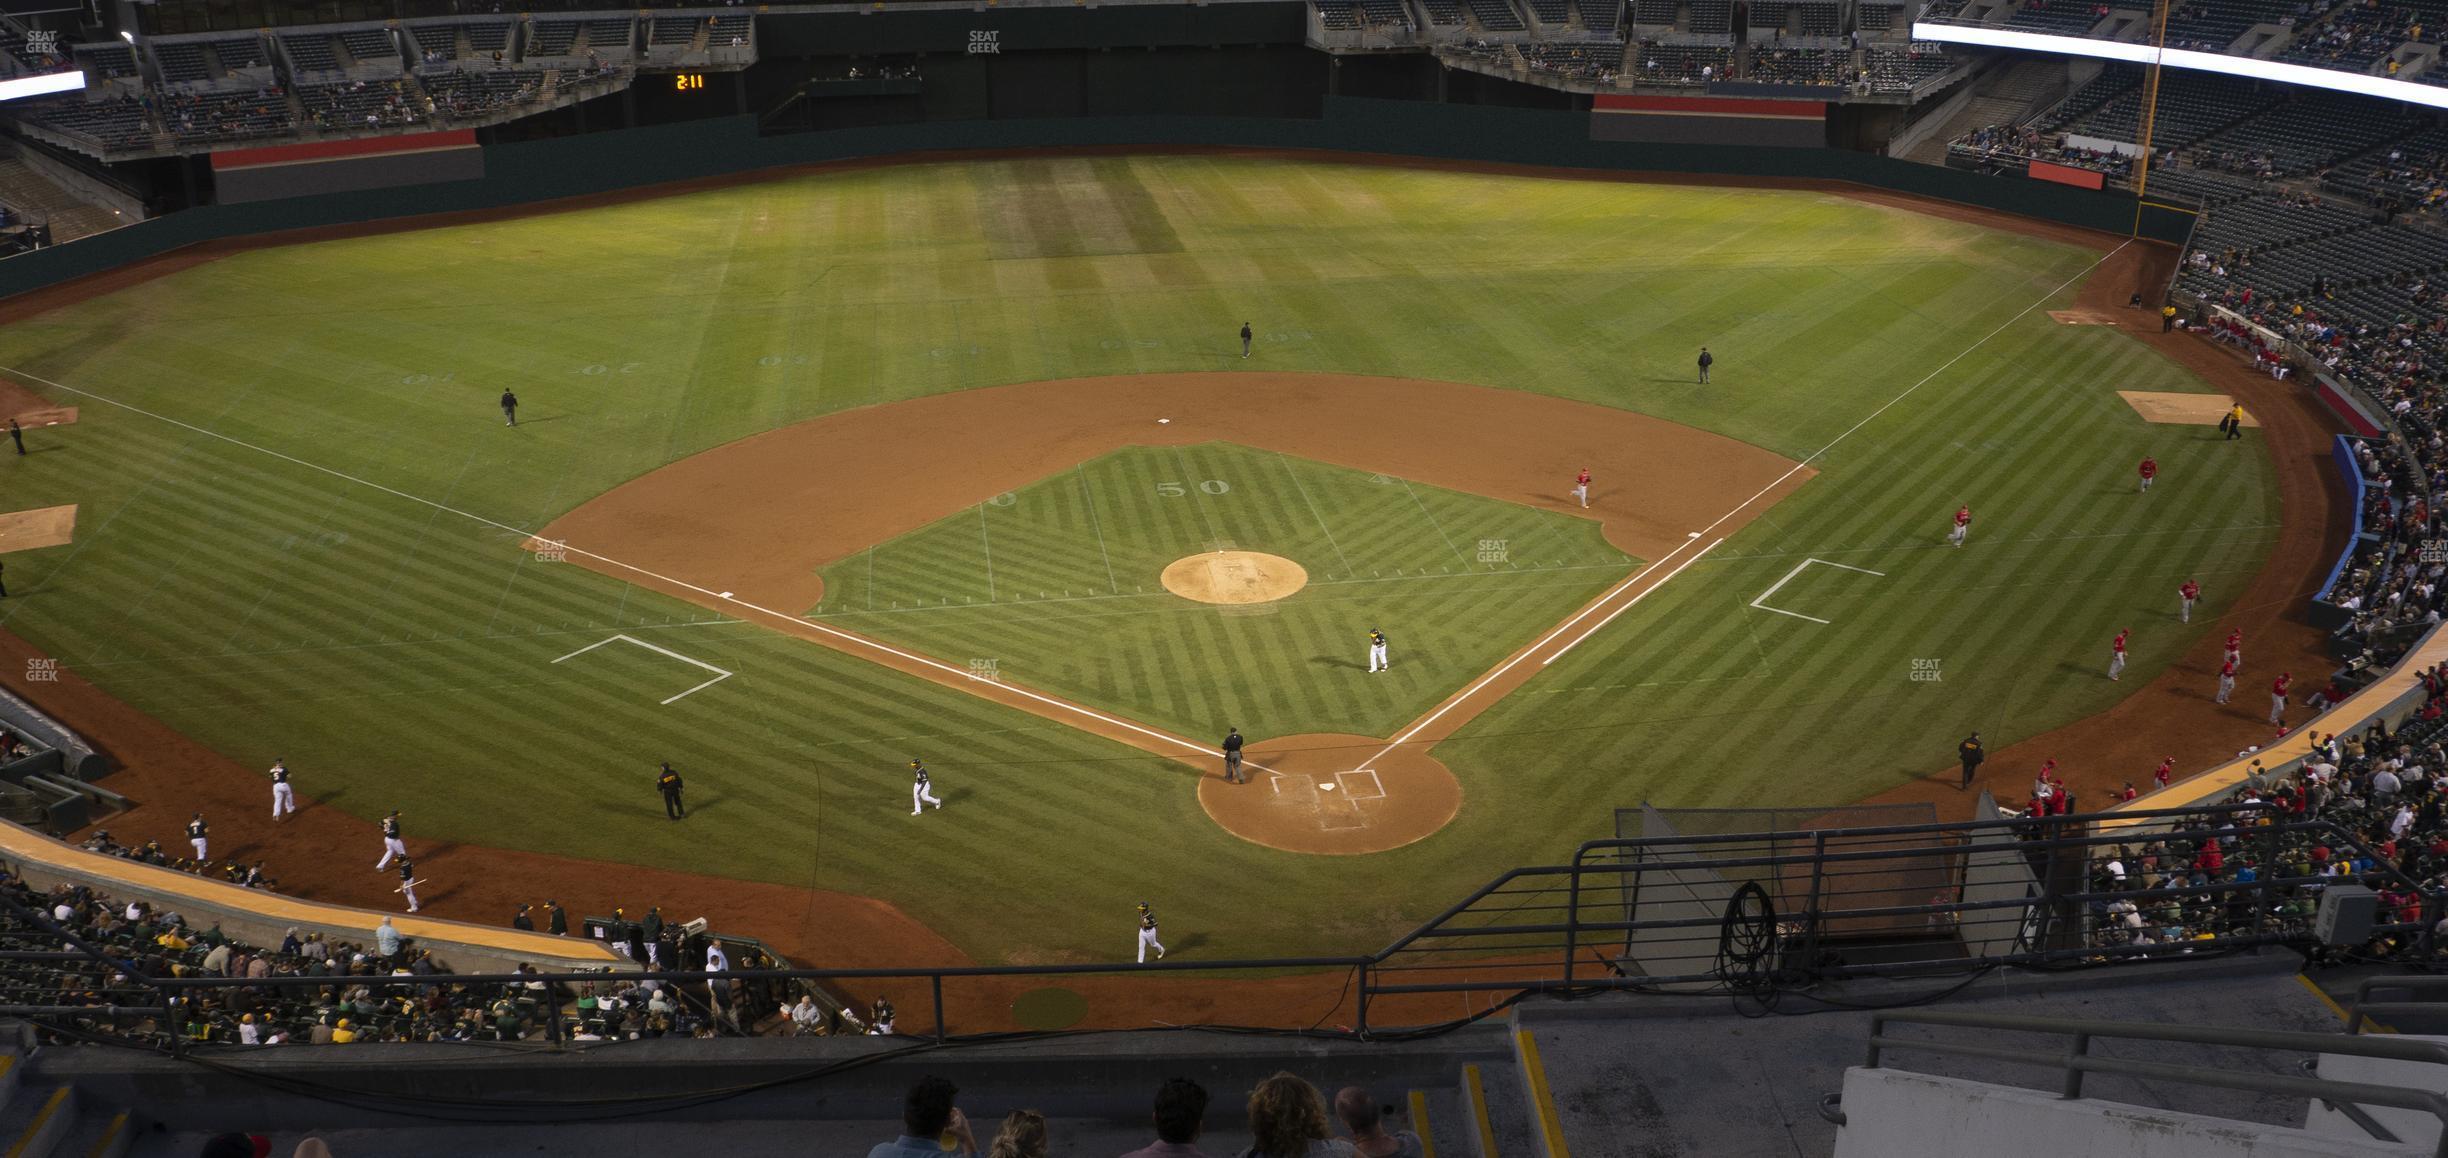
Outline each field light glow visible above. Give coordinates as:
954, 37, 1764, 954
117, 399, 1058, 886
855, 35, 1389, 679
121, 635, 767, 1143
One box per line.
1910, 22, 2448, 111
0, 70, 85, 103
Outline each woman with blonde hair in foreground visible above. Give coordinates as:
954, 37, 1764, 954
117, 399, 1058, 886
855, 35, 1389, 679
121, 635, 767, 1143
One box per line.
1241, 1072, 1355, 1158
987, 1109, 1049, 1158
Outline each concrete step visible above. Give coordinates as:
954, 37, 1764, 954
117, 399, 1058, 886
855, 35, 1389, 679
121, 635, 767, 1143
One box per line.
1466, 1053, 1541, 1158
0, 1082, 80, 1158
52, 1106, 135, 1158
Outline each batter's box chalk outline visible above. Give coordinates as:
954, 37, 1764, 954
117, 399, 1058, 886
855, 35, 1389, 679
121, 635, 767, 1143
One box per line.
1263, 770, 1373, 831
1749, 558, 1886, 626
552, 633, 734, 705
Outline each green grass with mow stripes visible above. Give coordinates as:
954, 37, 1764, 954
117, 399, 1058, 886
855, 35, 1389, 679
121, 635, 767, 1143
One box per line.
0, 155, 2275, 961
812, 442, 1632, 740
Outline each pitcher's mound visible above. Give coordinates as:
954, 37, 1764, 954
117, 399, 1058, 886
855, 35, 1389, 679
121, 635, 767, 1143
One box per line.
1198, 733, 1460, 855
1162, 551, 1308, 605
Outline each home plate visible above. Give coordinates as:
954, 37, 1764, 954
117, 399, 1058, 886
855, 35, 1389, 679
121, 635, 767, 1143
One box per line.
1318, 782, 1338, 791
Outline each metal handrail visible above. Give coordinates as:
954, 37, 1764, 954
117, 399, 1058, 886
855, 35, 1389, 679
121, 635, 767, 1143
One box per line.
1865, 1010, 2448, 1157
2349, 975, 2448, 1035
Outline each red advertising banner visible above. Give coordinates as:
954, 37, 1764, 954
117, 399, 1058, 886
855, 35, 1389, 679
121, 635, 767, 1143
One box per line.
2026, 160, 2107, 191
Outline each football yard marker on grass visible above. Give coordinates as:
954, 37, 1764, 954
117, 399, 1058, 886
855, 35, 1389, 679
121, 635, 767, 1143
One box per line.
553, 633, 734, 704
1748, 558, 1887, 625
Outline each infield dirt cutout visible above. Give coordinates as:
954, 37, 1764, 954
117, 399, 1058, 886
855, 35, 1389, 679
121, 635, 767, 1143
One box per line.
0, 505, 76, 553
540, 372, 1813, 854
1162, 550, 1308, 605
2119, 390, 2260, 427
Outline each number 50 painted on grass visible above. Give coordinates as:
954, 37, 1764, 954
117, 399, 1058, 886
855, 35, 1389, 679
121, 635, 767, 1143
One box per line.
1156, 480, 1231, 497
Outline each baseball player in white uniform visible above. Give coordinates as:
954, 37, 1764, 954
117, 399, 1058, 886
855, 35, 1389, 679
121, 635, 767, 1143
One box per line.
395, 856, 420, 913
375, 810, 406, 870
1367, 628, 1389, 673
269, 760, 296, 821
185, 813, 208, 860
1136, 903, 1166, 962
910, 760, 943, 814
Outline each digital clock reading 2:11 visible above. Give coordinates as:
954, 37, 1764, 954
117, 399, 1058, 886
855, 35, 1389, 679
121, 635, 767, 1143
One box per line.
673, 73, 706, 91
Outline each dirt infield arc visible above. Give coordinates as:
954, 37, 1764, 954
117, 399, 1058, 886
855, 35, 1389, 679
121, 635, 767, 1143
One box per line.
538, 372, 1814, 853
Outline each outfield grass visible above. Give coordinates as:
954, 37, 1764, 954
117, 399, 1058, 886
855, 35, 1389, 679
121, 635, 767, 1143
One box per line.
812, 442, 1632, 740
0, 156, 2275, 961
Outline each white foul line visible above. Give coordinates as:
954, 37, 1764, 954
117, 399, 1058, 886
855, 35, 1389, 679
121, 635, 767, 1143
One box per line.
1541, 537, 1724, 663
1350, 534, 1723, 772
553, 633, 734, 705
1352, 239, 2129, 770
0, 365, 1263, 775
1524, 240, 2126, 660
1748, 557, 1887, 625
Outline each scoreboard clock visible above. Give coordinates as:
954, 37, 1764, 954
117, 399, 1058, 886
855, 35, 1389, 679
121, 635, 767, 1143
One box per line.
672, 73, 707, 92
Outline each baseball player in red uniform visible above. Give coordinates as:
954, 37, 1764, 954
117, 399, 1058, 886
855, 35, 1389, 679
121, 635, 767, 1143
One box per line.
1947, 505, 1971, 548
2138, 456, 2157, 492
2117, 781, 2138, 802
2216, 658, 2237, 704
1573, 468, 1591, 509
2224, 628, 2242, 668
2108, 629, 2129, 681
2154, 756, 2174, 789
2270, 672, 2292, 725
2178, 579, 2200, 623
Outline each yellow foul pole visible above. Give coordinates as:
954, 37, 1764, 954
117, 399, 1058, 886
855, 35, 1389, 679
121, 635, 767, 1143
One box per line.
2131, 0, 2173, 236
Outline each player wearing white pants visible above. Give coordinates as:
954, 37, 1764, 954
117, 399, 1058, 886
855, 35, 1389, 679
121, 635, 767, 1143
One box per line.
395, 857, 419, 913
1367, 628, 1389, 673
375, 810, 406, 869
1136, 904, 1166, 962
269, 760, 296, 820
1947, 505, 1971, 548
910, 760, 943, 814
185, 813, 208, 861
2107, 630, 2128, 682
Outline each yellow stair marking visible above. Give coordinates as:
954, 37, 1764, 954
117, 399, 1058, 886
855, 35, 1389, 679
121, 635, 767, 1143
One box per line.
8, 1087, 68, 1158
1516, 1028, 1571, 1158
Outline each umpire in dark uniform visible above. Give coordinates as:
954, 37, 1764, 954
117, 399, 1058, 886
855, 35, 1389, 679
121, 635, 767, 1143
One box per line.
656, 762, 685, 819
1697, 346, 1714, 384
8, 418, 22, 455
500, 389, 519, 426
512, 904, 535, 932
546, 899, 568, 936
1957, 732, 1985, 789
1222, 727, 1245, 783
1239, 322, 1253, 358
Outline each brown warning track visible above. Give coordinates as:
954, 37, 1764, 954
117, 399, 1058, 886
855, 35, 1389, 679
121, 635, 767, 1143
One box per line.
537, 372, 1813, 853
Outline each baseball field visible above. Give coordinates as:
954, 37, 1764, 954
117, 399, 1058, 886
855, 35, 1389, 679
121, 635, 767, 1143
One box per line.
0, 154, 2280, 963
